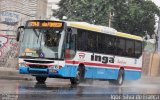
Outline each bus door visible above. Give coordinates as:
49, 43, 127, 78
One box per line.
65, 28, 77, 77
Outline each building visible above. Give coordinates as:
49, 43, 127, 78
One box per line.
0, 0, 48, 32
0, 0, 47, 68
0, 0, 47, 19
47, 0, 60, 19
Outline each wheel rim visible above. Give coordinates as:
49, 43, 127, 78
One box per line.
118, 71, 123, 85
75, 66, 85, 84
119, 74, 123, 84
76, 71, 80, 82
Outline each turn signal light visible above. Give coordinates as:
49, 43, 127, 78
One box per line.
49, 69, 57, 73
57, 65, 62, 69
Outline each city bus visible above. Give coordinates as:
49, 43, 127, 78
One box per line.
17, 20, 143, 85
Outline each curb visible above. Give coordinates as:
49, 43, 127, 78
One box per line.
0, 67, 34, 81
0, 76, 34, 81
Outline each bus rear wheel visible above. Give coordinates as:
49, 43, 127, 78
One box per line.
36, 76, 47, 83
70, 65, 85, 85
109, 69, 124, 85
116, 69, 124, 85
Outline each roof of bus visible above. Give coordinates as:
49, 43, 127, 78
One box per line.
66, 21, 143, 41
25, 20, 143, 41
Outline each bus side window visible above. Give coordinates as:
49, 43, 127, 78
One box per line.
77, 29, 88, 51
135, 41, 142, 58
87, 32, 97, 52
126, 40, 135, 57
116, 38, 125, 56
98, 34, 106, 53
127, 48, 133, 56
107, 36, 116, 55
66, 28, 76, 50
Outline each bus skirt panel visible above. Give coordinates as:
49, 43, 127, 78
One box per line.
19, 65, 141, 80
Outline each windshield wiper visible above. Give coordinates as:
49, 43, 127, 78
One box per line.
33, 29, 39, 37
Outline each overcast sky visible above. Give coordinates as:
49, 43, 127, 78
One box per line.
152, 0, 160, 7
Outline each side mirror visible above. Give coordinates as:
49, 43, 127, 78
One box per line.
16, 31, 20, 41
16, 26, 24, 41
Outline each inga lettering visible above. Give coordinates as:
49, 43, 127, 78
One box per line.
91, 54, 114, 63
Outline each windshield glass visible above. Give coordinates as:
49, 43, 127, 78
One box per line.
20, 28, 64, 59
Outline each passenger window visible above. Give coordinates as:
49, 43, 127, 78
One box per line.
77, 29, 88, 51
116, 38, 125, 56
87, 32, 97, 52
98, 34, 106, 53
135, 41, 142, 58
126, 40, 135, 57
107, 36, 116, 55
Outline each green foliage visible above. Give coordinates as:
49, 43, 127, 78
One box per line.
53, 0, 160, 36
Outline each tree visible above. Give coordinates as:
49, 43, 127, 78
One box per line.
112, 0, 160, 36
53, 0, 160, 36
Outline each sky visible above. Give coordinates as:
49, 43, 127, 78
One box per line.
152, 0, 160, 7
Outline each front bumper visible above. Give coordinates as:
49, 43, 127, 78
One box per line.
19, 66, 60, 77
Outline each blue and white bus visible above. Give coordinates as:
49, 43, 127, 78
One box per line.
17, 20, 143, 85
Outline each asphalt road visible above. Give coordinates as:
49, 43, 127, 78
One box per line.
0, 78, 160, 100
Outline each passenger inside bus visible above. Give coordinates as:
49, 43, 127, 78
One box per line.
127, 48, 134, 57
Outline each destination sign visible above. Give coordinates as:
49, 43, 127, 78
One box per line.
26, 20, 63, 28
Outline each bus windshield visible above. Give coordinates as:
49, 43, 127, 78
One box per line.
20, 28, 64, 59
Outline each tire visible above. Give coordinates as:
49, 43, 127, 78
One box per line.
36, 76, 47, 83
70, 65, 85, 85
108, 69, 124, 85
116, 69, 124, 85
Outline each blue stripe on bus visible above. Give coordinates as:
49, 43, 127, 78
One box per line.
19, 65, 141, 80
59, 65, 141, 80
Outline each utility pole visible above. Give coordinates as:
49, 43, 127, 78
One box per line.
108, 9, 114, 28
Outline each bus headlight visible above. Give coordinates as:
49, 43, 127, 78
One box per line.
49, 69, 58, 73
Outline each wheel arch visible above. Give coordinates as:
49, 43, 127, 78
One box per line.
78, 63, 85, 67
77, 63, 85, 78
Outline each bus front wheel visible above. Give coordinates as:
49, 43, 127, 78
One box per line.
70, 65, 85, 85
36, 76, 47, 83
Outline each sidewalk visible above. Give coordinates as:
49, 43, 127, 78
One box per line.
139, 75, 160, 83
0, 67, 34, 81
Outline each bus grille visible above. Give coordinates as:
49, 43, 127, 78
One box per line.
29, 70, 48, 74
29, 65, 48, 69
